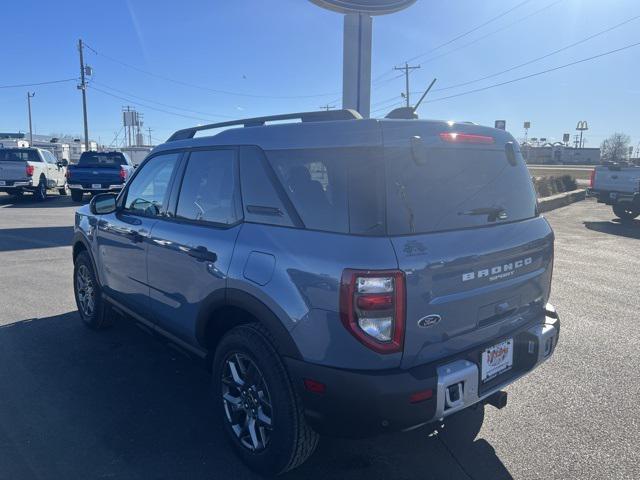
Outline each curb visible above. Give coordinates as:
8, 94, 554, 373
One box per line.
538, 189, 586, 213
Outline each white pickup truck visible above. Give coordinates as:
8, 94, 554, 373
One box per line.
0, 147, 69, 201
589, 162, 640, 220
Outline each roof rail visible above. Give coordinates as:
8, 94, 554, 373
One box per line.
167, 109, 363, 142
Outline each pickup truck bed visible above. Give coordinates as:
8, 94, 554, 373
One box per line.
589, 163, 640, 220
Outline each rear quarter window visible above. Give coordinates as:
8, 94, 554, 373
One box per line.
266, 147, 385, 235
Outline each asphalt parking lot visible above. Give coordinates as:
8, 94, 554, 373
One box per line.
0, 193, 638, 480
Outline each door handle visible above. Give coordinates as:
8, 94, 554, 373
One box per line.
187, 245, 217, 262
127, 230, 145, 243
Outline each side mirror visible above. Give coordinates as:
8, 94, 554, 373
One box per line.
90, 193, 118, 215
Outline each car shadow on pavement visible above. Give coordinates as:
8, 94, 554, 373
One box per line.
0, 193, 78, 208
583, 219, 640, 240
0, 312, 512, 480
0, 226, 74, 251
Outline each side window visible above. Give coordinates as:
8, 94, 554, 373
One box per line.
239, 146, 294, 227
176, 150, 241, 225
124, 153, 180, 217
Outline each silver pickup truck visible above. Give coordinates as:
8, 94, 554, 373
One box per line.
589, 163, 640, 220
0, 147, 69, 201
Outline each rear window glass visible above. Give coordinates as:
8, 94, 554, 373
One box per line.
266, 143, 536, 236
385, 145, 537, 235
0, 149, 40, 162
267, 148, 385, 235
78, 152, 127, 167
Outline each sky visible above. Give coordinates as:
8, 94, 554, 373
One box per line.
1, 0, 639, 149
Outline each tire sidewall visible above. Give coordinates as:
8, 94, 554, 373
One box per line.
73, 252, 102, 327
212, 327, 299, 475
35, 178, 47, 201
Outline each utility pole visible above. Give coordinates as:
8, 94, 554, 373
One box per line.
78, 39, 90, 151
394, 62, 420, 107
147, 127, 153, 146
319, 104, 336, 111
27, 92, 35, 146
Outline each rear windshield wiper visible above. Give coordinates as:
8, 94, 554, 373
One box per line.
459, 206, 507, 222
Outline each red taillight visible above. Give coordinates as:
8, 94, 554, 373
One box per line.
65, 169, 71, 179
303, 378, 326, 394
589, 169, 596, 188
439, 132, 495, 144
409, 389, 433, 404
119, 167, 127, 181
25, 165, 34, 177
339, 269, 405, 354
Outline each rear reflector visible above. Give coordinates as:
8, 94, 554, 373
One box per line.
439, 132, 495, 144
409, 389, 433, 404
356, 294, 393, 310
303, 378, 326, 394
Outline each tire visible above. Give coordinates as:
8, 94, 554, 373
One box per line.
73, 251, 112, 330
212, 324, 319, 476
613, 204, 639, 221
71, 189, 84, 202
34, 177, 47, 202
58, 183, 70, 196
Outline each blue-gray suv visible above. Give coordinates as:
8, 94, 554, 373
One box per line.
72, 109, 560, 475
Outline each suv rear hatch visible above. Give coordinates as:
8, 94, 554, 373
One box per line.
381, 121, 553, 369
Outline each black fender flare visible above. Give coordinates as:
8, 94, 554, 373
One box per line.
195, 288, 302, 360
72, 232, 102, 286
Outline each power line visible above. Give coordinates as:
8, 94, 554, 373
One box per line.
424, 40, 640, 104
404, 0, 535, 63
411, 0, 565, 66
394, 63, 421, 107
91, 81, 233, 119
433, 13, 640, 93
0, 78, 77, 89
371, 0, 551, 87
83, 43, 341, 100
88, 85, 217, 123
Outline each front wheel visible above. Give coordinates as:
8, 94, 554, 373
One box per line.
613, 204, 639, 221
73, 251, 112, 330
212, 325, 319, 476
71, 189, 83, 202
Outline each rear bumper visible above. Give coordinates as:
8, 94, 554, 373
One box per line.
588, 189, 639, 206
285, 305, 560, 437
68, 184, 123, 193
0, 180, 33, 190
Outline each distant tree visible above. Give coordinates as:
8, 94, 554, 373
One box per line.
600, 133, 631, 163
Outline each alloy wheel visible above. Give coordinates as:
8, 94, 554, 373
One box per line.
76, 264, 95, 317
221, 352, 273, 452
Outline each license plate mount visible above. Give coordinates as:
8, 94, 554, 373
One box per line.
481, 338, 513, 383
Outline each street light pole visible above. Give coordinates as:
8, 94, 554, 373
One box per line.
27, 92, 35, 146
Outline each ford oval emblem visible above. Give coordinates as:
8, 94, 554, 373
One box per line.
417, 314, 441, 328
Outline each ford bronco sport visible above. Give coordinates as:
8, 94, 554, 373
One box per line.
72, 109, 560, 475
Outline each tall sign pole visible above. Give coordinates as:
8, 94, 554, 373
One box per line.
310, 1, 416, 118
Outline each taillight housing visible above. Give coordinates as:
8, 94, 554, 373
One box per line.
439, 132, 495, 144
65, 169, 71, 179
119, 167, 127, 182
25, 165, 34, 177
339, 269, 405, 354
589, 169, 596, 188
